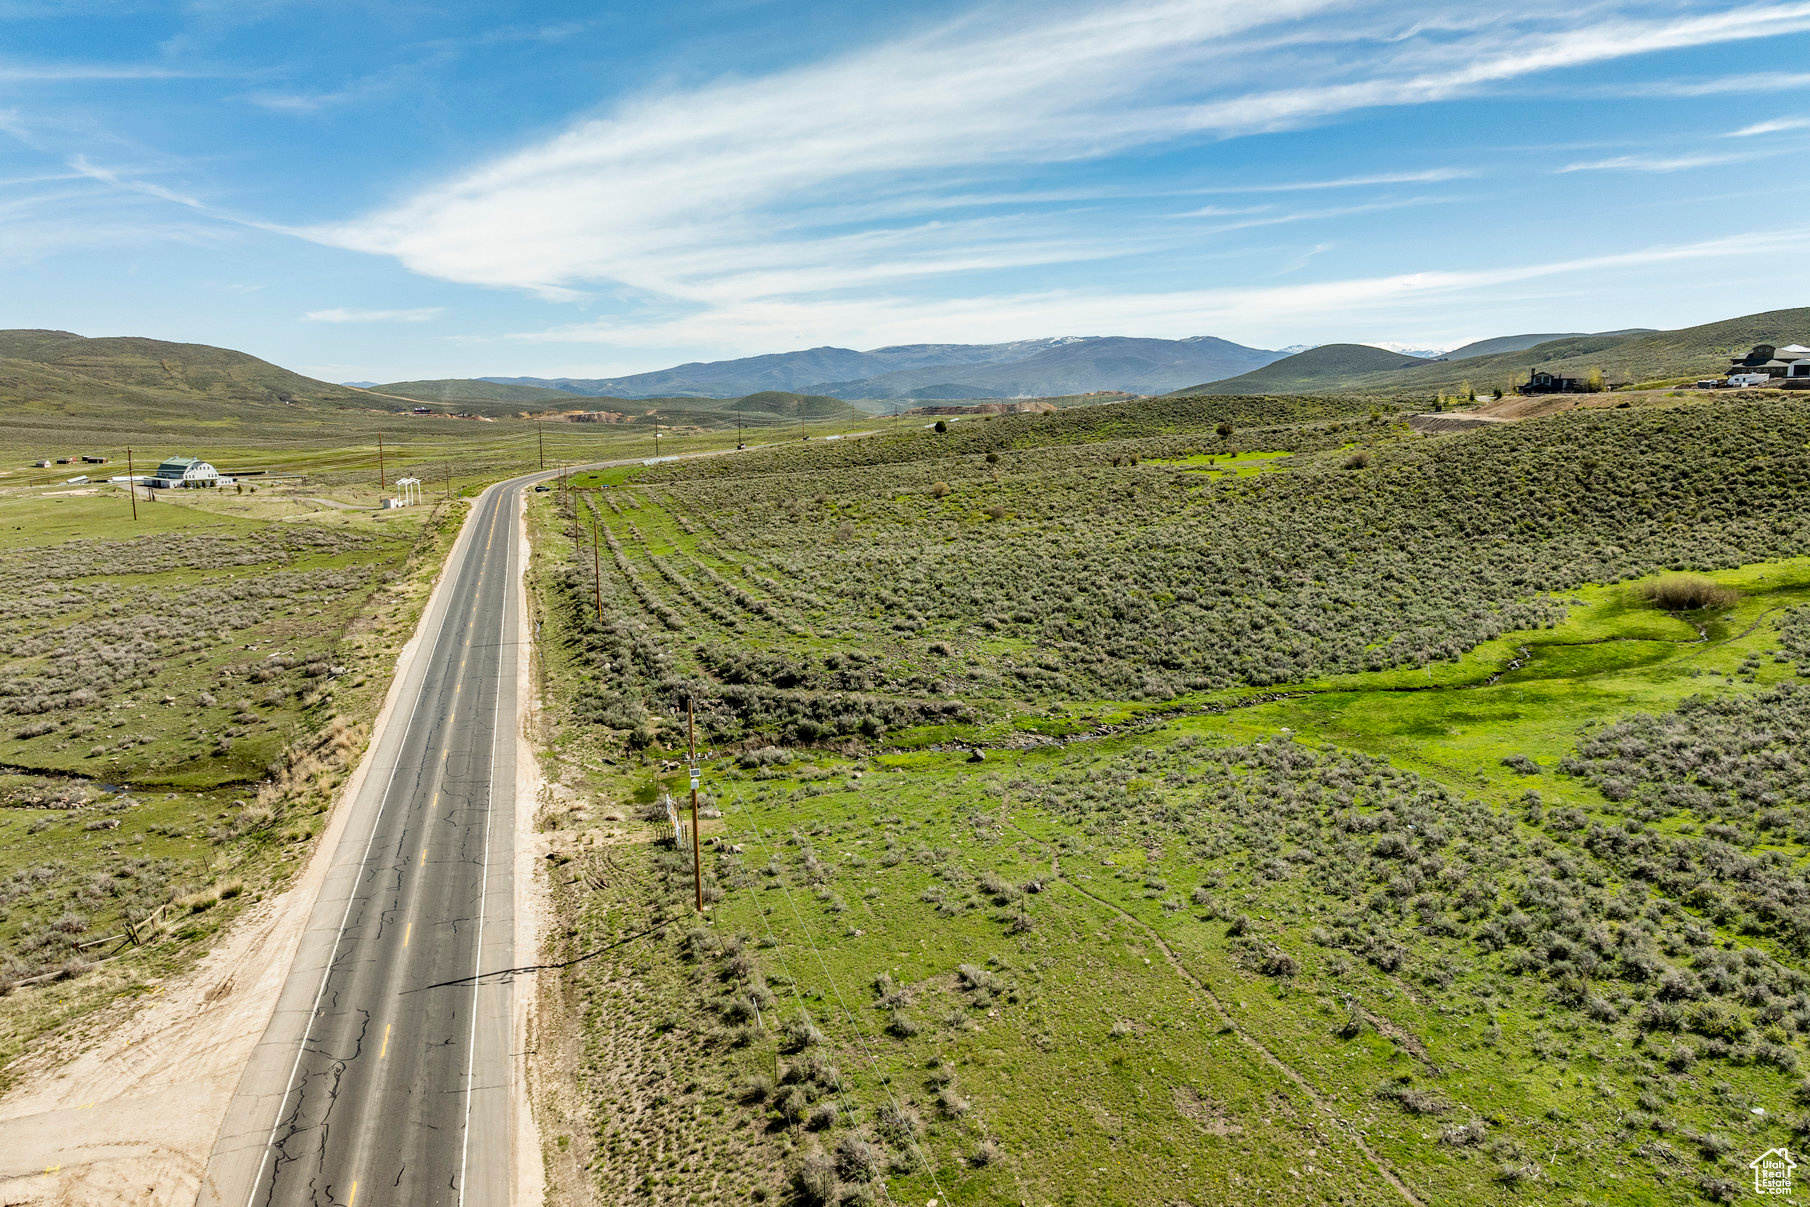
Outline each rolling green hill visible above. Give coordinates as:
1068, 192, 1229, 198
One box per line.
721, 391, 863, 420
1179, 342, 1432, 394
0, 329, 406, 451
1441, 329, 1652, 360
0, 329, 374, 414
1179, 308, 1810, 396
0, 331, 871, 455
1444, 332, 1583, 359
368, 378, 590, 407
365, 378, 865, 422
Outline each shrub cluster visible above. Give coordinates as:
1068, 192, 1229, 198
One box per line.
1562, 684, 1810, 953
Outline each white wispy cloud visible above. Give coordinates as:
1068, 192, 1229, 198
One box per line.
308, 0, 1810, 309
0, 60, 199, 82
1185, 168, 1480, 193
1177, 195, 1453, 230
1609, 71, 1810, 97
507, 224, 1810, 355
1728, 116, 1810, 136
303, 307, 444, 323
1557, 151, 1756, 173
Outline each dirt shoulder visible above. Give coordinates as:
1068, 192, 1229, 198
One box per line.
513, 486, 550, 1207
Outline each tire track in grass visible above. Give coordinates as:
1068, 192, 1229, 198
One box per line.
1009, 818, 1426, 1207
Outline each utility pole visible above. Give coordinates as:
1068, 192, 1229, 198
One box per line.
591, 517, 603, 621
538, 420, 544, 470
689, 700, 703, 913
653, 414, 660, 458
378, 434, 386, 490
126, 447, 137, 521
737, 406, 744, 448
445, 460, 451, 500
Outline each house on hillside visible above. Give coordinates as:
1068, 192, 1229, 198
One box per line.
1518, 370, 1587, 394
149, 455, 228, 489
1729, 344, 1810, 379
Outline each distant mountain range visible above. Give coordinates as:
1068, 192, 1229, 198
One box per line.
10, 307, 1800, 454
475, 335, 1287, 401
362, 312, 1803, 406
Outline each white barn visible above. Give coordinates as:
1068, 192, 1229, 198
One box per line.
150, 455, 226, 488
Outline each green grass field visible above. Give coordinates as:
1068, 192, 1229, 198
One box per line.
532, 545, 1810, 1205
520, 390, 1810, 1206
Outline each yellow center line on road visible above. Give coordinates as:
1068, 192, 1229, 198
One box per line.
403, 922, 412, 947
419, 847, 426, 866
349, 1180, 358, 1205
380, 1024, 390, 1059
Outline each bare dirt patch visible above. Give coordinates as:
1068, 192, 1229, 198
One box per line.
1172, 1086, 1243, 1136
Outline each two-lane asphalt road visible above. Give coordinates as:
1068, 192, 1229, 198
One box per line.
202, 474, 537, 1207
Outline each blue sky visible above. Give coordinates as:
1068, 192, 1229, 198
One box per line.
2, 1, 1808, 383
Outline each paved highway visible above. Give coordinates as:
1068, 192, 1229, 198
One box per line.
202, 473, 536, 1207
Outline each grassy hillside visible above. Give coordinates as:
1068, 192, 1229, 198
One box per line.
0, 329, 895, 495
1177, 343, 1431, 394
1182, 309, 1810, 396
726, 391, 864, 420
0, 329, 408, 454
0, 330, 373, 417
1443, 329, 1652, 361
523, 390, 1810, 1204
1445, 332, 1585, 359
360, 381, 867, 423
367, 378, 590, 407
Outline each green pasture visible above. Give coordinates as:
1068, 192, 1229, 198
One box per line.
531, 527, 1810, 1204
1142, 448, 1294, 476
